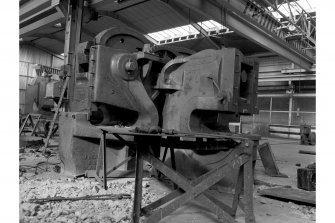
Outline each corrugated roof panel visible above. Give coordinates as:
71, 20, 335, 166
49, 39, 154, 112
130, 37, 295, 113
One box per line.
117, 0, 189, 33
33, 38, 64, 54
83, 16, 126, 36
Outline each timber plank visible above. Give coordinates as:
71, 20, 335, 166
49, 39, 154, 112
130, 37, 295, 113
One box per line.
259, 187, 315, 205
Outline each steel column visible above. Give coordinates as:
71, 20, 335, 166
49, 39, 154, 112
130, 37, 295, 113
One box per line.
133, 141, 144, 223
243, 140, 255, 223
63, 0, 84, 111
174, 0, 314, 70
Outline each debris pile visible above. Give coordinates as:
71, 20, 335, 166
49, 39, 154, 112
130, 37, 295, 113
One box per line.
19, 143, 162, 223
20, 176, 161, 223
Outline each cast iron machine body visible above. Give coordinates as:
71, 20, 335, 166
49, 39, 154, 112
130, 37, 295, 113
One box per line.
58, 26, 259, 180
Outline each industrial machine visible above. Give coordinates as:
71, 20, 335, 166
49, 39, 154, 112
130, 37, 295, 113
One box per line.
300, 124, 316, 145
57, 26, 259, 177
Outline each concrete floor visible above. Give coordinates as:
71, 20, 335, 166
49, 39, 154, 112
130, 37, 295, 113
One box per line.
146, 137, 316, 223
19, 136, 316, 222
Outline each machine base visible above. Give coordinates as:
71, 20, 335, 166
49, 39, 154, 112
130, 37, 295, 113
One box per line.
59, 112, 129, 176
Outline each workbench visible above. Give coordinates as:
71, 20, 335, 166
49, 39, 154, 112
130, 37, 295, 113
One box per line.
94, 126, 260, 223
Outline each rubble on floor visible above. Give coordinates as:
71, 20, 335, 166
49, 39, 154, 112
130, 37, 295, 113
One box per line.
19, 144, 163, 223
19, 139, 316, 223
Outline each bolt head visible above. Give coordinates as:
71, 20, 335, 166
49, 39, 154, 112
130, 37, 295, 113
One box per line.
125, 61, 137, 71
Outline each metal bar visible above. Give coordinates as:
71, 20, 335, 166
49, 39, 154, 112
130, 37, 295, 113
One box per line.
29, 193, 131, 203
102, 130, 107, 190
169, 141, 177, 189
30, 115, 41, 136
106, 156, 134, 176
174, 0, 314, 70
65, 0, 84, 111
95, 132, 103, 176
19, 114, 30, 135
157, 146, 168, 179
112, 133, 134, 147
243, 140, 255, 223
133, 142, 144, 223
231, 167, 243, 216
42, 76, 69, 151
141, 189, 180, 216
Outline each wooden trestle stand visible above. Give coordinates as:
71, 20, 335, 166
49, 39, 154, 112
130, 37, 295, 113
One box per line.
94, 127, 260, 223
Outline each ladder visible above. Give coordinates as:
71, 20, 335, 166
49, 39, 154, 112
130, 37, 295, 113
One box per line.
19, 113, 42, 136
42, 76, 70, 153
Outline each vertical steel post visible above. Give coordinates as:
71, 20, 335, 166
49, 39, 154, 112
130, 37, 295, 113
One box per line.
243, 139, 255, 223
63, 0, 84, 111
288, 80, 293, 126
102, 130, 107, 190
133, 139, 143, 223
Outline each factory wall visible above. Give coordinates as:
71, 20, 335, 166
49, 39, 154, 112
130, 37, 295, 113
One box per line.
241, 56, 316, 139
19, 44, 63, 113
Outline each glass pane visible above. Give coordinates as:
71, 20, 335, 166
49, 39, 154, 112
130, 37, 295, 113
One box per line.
271, 112, 289, 125
254, 111, 270, 123
272, 97, 289, 111
258, 97, 271, 110
292, 97, 315, 112
291, 112, 316, 126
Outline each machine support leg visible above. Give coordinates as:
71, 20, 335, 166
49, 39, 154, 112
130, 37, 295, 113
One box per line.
231, 167, 244, 216
133, 143, 144, 223
169, 142, 178, 189
243, 140, 255, 223
158, 147, 168, 179
102, 131, 107, 190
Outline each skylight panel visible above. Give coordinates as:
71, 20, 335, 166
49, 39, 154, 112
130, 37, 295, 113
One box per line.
269, 0, 316, 19
148, 24, 200, 42
147, 20, 232, 43
198, 20, 223, 32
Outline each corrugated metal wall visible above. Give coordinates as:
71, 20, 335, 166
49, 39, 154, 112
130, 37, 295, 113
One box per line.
19, 44, 63, 113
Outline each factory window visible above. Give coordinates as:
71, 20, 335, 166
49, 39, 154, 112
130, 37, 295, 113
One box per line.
292, 97, 315, 112
291, 112, 316, 126
271, 112, 290, 125
258, 97, 271, 111
272, 97, 289, 111
291, 97, 315, 126
254, 111, 270, 123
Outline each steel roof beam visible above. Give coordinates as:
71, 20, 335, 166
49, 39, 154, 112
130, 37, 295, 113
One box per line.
20, 12, 64, 37
20, 0, 67, 38
89, 0, 148, 11
160, 0, 220, 49
174, 0, 314, 70
20, 0, 52, 21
